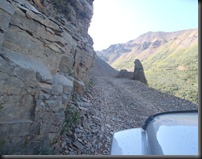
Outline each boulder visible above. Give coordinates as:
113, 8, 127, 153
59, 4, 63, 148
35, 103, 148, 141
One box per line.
117, 69, 133, 79
132, 59, 147, 85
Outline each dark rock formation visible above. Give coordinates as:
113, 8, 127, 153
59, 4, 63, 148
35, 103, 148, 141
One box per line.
132, 59, 147, 85
0, 0, 95, 154
117, 69, 133, 79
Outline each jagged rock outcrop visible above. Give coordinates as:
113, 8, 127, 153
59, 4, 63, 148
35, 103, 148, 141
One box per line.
132, 59, 147, 85
117, 69, 133, 79
0, 0, 95, 154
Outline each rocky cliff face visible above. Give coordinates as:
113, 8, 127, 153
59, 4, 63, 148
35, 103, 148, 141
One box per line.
0, 0, 95, 154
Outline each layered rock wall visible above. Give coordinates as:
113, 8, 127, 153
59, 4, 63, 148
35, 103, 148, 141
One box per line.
0, 0, 95, 154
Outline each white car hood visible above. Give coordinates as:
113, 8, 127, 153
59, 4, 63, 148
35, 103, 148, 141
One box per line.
111, 111, 198, 155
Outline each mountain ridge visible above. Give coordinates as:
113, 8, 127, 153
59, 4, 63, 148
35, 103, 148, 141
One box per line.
97, 28, 198, 71
96, 28, 198, 104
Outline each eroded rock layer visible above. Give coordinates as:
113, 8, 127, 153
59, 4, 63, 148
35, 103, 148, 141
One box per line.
0, 0, 95, 154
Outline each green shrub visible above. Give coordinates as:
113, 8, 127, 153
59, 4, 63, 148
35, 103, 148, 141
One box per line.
61, 106, 80, 135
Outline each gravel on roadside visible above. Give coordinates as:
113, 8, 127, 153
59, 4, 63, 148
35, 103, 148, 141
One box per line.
53, 76, 198, 155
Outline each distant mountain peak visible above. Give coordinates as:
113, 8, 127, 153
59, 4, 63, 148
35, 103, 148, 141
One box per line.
96, 28, 198, 104
97, 28, 198, 70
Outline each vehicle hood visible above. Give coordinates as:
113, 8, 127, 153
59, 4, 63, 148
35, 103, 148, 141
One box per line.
144, 111, 198, 155
111, 111, 198, 155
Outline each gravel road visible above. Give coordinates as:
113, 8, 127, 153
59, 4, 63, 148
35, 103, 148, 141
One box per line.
92, 76, 198, 129
56, 76, 198, 155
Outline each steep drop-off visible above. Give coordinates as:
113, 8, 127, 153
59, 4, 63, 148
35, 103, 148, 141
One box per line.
0, 0, 95, 154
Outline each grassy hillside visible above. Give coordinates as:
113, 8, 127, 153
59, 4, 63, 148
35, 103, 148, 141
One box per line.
143, 43, 198, 104
97, 29, 198, 105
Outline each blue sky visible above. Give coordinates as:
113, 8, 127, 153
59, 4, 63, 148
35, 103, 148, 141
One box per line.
88, 0, 198, 51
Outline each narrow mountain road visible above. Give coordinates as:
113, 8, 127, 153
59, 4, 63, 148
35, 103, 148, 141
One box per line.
56, 76, 198, 155
91, 76, 197, 130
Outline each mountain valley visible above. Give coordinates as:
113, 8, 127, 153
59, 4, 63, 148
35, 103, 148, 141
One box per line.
97, 29, 198, 104
0, 0, 198, 155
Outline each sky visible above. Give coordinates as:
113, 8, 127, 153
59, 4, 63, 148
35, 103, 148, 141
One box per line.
88, 0, 198, 51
